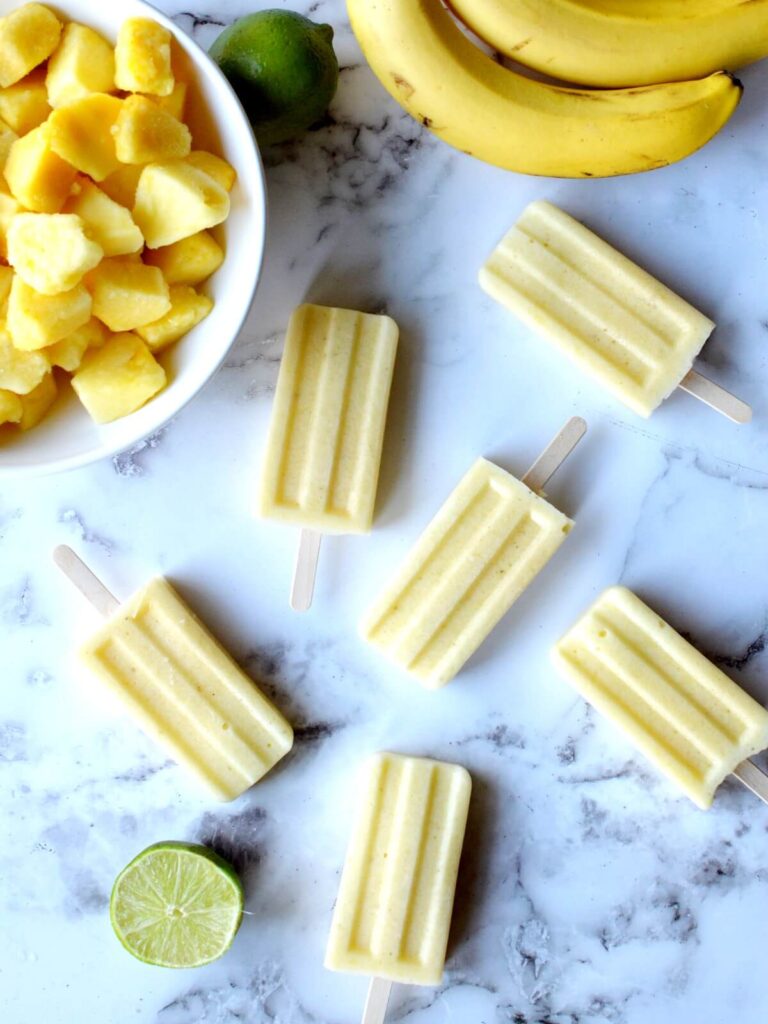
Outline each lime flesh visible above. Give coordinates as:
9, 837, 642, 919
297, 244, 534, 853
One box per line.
110, 841, 244, 968
210, 11, 339, 145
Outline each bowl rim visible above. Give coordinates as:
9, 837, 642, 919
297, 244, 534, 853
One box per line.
0, 0, 267, 479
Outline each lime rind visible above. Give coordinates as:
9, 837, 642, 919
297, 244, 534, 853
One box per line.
110, 841, 244, 968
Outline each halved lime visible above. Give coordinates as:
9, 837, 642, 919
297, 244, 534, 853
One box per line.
110, 841, 244, 968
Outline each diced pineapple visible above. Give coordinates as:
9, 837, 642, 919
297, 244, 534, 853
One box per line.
150, 80, 187, 120
4, 123, 77, 212
8, 275, 91, 349
114, 95, 191, 165
0, 322, 48, 391
0, 265, 13, 313
0, 386, 21, 424
185, 151, 236, 192
144, 230, 224, 286
45, 315, 107, 370
114, 18, 174, 97
134, 162, 230, 249
72, 331, 166, 423
18, 369, 56, 429
136, 285, 213, 351
48, 93, 123, 181
99, 163, 143, 209
8, 213, 103, 295
87, 259, 170, 332
0, 68, 50, 134
65, 179, 143, 257
0, 184, 21, 259
46, 23, 115, 108
0, 4, 62, 88
0, 116, 17, 168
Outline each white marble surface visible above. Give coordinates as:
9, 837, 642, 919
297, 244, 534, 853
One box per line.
4, 2, 768, 1022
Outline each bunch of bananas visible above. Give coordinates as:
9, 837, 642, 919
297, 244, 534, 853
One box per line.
347, 0, 768, 178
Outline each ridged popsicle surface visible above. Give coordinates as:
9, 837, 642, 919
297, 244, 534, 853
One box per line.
259, 304, 399, 533
80, 578, 294, 800
325, 752, 471, 985
480, 201, 714, 417
552, 586, 768, 808
361, 458, 572, 687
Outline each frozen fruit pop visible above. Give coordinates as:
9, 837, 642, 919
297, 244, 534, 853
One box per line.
361, 417, 586, 688
326, 753, 471, 1020
55, 546, 293, 801
258, 303, 399, 612
552, 586, 768, 809
480, 201, 750, 422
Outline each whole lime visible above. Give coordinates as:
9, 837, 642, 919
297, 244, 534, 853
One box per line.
210, 10, 339, 146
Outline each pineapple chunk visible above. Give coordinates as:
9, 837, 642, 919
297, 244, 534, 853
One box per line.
134, 162, 230, 249
4, 123, 77, 212
72, 332, 166, 423
144, 230, 224, 286
8, 275, 91, 349
0, 68, 50, 135
185, 151, 236, 192
8, 213, 103, 295
0, 386, 21, 424
0, 183, 21, 259
0, 116, 17, 167
137, 285, 213, 351
18, 369, 56, 429
99, 163, 143, 209
115, 19, 174, 97
0, 322, 48, 390
46, 23, 115, 108
114, 95, 191, 165
0, 265, 13, 313
87, 259, 170, 332
0, 4, 62, 88
48, 93, 123, 181
45, 316, 107, 371
65, 179, 143, 257
150, 80, 187, 120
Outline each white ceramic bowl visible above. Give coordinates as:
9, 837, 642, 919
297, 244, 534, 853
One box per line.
0, 0, 266, 477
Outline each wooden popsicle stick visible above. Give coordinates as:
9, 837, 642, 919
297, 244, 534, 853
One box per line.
678, 370, 751, 424
732, 759, 768, 805
362, 977, 393, 1024
53, 544, 119, 617
522, 416, 587, 495
290, 529, 322, 613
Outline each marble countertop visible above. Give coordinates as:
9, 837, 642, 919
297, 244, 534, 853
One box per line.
5, 2, 768, 1022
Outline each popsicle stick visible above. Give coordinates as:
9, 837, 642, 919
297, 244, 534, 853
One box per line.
732, 759, 768, 805
678, 370, 751, 424
53, 544, 119, 617
290, 529, 322, 613
522, 416, 587, 494
362, 977, 393, 1024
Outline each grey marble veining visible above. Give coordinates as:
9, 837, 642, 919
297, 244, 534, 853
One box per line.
3, 1, 768, 1022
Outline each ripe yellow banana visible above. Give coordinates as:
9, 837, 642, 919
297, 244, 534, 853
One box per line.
447, 0, 768, 87
347, 0, 741, 178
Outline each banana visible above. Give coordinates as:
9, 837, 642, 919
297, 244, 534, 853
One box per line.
447, 0, 768, 87
347, 0, 741, 179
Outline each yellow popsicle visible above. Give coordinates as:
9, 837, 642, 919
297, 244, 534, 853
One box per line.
361, 458, 572, 688
480, 201, 715, 417
325, 752, 471, 985
552, 586, 768, 809
258, 304, 399, 534
80, 577, 293, 800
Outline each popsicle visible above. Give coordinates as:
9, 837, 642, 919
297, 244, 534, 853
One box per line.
361, 416, 586, 688
552, 585, 768, 809
326, 752, 471, 1022
258, 303, 399, 612
54, 545, 293, 801
480, 201, 750, 423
